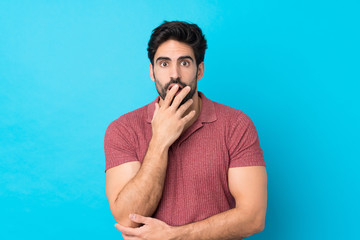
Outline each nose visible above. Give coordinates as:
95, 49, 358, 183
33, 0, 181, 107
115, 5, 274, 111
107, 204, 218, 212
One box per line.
169, 64, 181, 79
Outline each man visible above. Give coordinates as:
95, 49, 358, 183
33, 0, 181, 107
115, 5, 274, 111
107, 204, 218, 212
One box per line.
104, 21, 267, 240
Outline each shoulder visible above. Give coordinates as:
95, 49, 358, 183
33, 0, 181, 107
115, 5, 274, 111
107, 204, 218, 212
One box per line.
105, 102, 150, 134
211, 100, 252, 125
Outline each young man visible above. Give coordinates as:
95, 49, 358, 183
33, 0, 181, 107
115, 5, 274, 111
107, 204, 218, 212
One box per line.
104, 21, 267, 240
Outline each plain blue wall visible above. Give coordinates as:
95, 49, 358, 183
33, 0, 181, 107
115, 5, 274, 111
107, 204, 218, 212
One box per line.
1, 1, 359, 239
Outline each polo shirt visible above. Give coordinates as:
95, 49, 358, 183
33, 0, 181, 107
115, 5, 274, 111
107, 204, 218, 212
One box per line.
104, 91, 265, 226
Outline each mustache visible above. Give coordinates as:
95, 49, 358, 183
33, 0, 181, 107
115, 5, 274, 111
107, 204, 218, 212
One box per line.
164, 78, 187, 90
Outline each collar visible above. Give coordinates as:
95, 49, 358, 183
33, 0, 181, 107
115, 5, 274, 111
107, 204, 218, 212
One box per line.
146, 91, 217, 124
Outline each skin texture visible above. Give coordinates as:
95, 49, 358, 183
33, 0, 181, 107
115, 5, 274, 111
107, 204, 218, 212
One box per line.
106, 40, 267, 239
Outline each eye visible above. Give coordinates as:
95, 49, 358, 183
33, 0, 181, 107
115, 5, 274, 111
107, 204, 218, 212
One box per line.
160, 62, 168, 67
180, 60, 190, 66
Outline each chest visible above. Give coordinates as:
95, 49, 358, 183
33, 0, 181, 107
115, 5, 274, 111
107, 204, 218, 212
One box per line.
136, 123, 230, 180
167, 125, 230, 185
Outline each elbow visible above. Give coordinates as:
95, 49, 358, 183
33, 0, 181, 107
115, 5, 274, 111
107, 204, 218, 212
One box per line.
254, 220, 265, 233
242, 210, 265, 237
115, 216, 140, 228
249, 207, 266, 235
109, 201, 141, 228
241, 218, 265, 239
251, 216, 265, 234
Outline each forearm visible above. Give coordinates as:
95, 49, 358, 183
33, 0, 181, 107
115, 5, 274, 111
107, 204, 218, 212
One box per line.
172, 208, 265, 240
112, 138, 169, 227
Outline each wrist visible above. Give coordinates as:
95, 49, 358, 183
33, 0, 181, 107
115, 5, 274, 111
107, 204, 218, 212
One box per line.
169, 226, 182, 240
149, 135, 170, 152
169, 225, 191, 240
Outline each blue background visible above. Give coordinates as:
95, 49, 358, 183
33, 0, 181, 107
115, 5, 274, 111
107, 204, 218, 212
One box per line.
1, 1, 359, 239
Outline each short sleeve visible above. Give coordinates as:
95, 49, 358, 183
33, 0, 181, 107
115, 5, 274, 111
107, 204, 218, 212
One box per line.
104, 121, 139, 172
228, 113, 265, 168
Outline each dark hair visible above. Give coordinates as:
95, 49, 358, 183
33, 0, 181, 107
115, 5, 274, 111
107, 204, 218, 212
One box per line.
147, 21, 207, 67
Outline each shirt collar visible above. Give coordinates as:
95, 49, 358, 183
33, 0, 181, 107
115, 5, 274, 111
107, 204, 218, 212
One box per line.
146, 91, 217, 123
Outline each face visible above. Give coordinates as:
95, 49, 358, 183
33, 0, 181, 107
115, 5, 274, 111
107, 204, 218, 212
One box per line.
150, 40, 204, 106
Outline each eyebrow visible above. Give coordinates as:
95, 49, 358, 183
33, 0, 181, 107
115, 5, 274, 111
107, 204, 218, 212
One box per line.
155, 57, 171, 63
155, 56, 194, 63
178, 56, 194, 62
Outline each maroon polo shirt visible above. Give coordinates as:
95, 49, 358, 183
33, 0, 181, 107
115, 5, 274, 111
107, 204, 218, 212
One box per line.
104, 92, 265, 226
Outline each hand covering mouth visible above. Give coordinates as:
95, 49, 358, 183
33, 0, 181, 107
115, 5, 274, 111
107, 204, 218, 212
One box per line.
168, 83, 184, 91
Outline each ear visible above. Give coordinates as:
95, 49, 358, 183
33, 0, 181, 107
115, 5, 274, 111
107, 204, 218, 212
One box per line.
196, 62, 205, 81
150, 63, 155, 82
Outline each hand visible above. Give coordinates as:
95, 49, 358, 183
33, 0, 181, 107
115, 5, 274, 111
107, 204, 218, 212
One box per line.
151, 85, 196, 149
115, 214, 176, 240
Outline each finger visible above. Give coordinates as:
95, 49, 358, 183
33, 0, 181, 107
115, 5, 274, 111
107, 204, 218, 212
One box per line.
152, 102, 159, 120
114, 223, 138, 236
122, 234, 139, 240
170, 86, 191, 109
181, 110, 196, 124
129, 213, 151, 225
176, 98, 193, 117
163, 84, 179, 107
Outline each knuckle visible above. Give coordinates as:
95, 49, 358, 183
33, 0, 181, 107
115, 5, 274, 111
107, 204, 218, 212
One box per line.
166, 92, 174, 98
172, 98, 181, 106
178, 107, 187, 115
173, 96, 185, 105
179, 102, 191, 112
165, 93, 173, 101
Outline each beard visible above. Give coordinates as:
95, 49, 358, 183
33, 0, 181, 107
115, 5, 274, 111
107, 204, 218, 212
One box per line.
154, 72, 197, 107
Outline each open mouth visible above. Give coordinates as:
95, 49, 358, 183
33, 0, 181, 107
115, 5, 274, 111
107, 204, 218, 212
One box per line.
167, 83, 185, 96
168, 83, 184, 91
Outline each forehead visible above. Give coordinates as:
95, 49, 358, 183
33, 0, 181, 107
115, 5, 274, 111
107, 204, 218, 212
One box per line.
155, 40, 195, 59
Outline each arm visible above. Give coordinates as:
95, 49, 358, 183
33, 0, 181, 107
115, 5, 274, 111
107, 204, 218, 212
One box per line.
116, 166, 267, 240
106, 85, 196, 228
105, 140, 168, 228
172, 166, 267, 239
